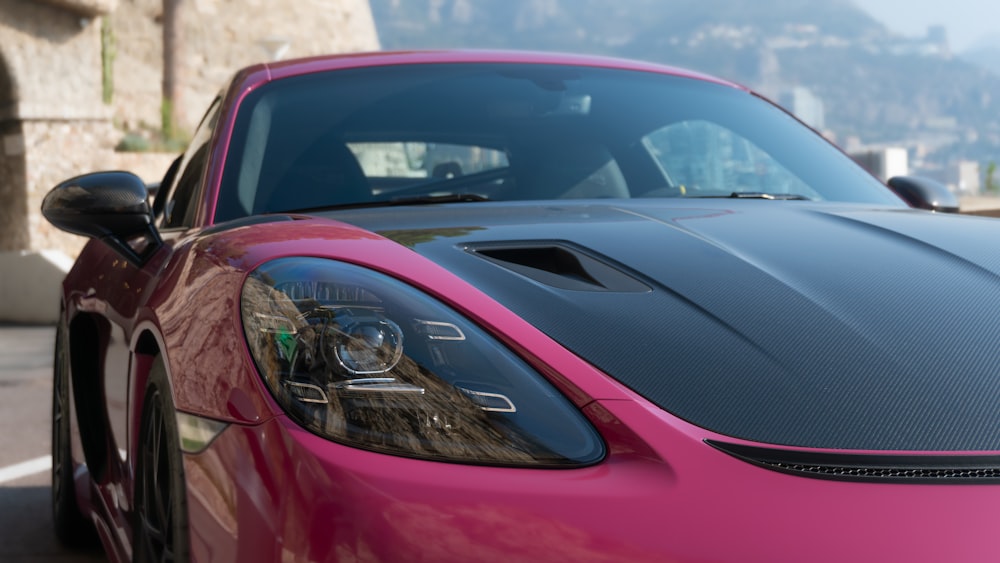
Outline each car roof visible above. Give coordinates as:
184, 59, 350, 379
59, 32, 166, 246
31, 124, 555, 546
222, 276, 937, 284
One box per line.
231, 49, 746, 92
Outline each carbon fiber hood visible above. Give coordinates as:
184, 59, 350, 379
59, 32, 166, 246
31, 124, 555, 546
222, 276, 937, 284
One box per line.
326, 200, 1000, 451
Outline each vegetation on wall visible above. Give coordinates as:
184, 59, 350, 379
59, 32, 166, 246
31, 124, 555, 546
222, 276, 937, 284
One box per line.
101, 17, 115, 105
985, 161, 998, 193
116, 0, 189, 154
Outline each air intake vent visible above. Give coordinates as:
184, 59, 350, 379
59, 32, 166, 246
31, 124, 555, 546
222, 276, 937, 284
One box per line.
708, 440, 1000, 484
467, 242, 650, 292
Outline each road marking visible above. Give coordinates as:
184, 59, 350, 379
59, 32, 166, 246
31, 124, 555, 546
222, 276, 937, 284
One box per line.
0, 456, 51, 485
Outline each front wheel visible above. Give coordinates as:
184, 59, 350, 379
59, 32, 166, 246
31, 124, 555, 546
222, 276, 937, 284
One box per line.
133, 356, 190, 563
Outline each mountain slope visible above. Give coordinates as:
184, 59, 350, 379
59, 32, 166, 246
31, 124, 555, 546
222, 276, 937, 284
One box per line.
370, 0, 1000, 174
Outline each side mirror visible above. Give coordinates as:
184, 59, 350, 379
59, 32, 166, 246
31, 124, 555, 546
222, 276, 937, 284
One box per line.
42, 171, 162, 264
887, 176, 960, 213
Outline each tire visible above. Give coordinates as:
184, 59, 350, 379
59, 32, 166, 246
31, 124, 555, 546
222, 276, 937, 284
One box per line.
51, 318, 97, 547
133, 356, 190, 563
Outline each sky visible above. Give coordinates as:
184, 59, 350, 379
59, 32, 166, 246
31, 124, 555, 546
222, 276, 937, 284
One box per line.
854, 0, 1000, 52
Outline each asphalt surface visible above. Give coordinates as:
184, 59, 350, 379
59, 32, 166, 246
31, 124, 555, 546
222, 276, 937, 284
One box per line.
0, 324, 106, 562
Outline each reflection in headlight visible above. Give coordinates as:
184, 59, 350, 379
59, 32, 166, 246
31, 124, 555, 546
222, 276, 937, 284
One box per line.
241, 258, 605, 467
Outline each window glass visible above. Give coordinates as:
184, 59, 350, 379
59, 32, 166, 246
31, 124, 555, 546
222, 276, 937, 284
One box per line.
643, 120, 818, 199
215, 64, 903, 222
160, 98, 221, 229
347, 142, 509, 193
164, 143, 210, 228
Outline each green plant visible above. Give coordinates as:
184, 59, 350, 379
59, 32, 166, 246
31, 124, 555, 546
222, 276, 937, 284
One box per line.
160, 99, 174, 142
101, 17, 115, 105
115, 128, 189, 153
115, 133, 150, 152
985, 161, 998, 193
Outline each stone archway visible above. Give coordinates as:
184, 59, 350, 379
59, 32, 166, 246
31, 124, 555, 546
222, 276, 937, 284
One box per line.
0, 0, 114, 322
0, 52, 28, 252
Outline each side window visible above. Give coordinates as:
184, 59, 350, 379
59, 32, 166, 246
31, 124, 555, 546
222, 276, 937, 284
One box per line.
643, 120, 817, 199
160, 98, 222, 229
164, 143, 210, 228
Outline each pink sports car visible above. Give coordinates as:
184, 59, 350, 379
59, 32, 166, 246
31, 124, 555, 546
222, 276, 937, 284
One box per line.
44, 50, 1000, 562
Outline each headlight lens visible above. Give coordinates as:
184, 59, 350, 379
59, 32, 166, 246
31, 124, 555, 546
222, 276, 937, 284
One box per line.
241, 257, 605, 467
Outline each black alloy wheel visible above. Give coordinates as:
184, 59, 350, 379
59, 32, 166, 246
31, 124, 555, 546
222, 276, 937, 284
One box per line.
133, 356, 190, 563
51, 318, 96, 546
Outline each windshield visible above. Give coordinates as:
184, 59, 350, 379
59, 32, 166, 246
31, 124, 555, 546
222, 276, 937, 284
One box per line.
215, 63, 902, 221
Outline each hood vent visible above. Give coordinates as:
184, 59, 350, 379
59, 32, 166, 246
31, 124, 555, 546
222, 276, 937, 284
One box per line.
708, 440, 1000, 484
467, 242, 650, 293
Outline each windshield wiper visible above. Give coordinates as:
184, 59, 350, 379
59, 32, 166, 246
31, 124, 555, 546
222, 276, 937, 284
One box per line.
387, 193, 491, 205
687, 191, 812, 201
727, 192, 811, 200
278, 193, 491, 214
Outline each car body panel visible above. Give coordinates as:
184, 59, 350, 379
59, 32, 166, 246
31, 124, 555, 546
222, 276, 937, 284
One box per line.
318, 200, 1000, 451
63, 200, 1000, 560
180, 399, 1000, 562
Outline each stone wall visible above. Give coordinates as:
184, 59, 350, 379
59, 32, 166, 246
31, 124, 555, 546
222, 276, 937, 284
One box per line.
0, 0, 379, 321
35, 0, 116, 17
23, 119, 119, 255
0, 0, 110, 255
0, 0, 380, 255
0, 0, 380, 247
0, 1, 109, 121
0, 120, 29, 252
111, 0, 381, 134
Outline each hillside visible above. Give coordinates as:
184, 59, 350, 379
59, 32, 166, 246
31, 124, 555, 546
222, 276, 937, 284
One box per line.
961, 35, 1000, 76
370, 0, 1000, 181
371, 0, 883, 54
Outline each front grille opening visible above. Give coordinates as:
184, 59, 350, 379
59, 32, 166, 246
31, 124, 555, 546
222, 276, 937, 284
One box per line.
708, 440, 1000, 484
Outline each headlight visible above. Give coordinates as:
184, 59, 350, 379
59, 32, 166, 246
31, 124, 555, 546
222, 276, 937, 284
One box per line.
241, 257, 605, 467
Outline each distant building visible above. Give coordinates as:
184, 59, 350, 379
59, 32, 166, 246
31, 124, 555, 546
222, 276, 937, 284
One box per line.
779, 86, 825, 131
927, 25, 948, 46
850, 147, 909, 181
888, 25, 951, 58
955, 160, 981, 193
926, 25, 950, 57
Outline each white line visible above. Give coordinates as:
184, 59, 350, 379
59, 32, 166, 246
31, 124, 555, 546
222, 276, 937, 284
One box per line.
0, 456, 51, 485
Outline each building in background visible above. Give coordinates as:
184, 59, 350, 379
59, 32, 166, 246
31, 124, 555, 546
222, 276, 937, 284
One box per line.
779, 86, 825, 131
850, 147, 909, 181
954, 160, 981, 193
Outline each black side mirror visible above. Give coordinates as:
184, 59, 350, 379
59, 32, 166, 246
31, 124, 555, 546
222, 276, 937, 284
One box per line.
887, 176, 960, 213
42, 171, 163, 264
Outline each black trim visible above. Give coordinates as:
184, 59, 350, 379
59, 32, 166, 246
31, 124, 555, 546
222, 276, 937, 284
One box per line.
69, 314, 110, 483
466, 241, 651, 293
707, 440, 1000, 484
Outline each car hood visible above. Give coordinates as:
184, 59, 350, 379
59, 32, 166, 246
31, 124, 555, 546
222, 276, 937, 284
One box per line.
323, 200, 1000, 451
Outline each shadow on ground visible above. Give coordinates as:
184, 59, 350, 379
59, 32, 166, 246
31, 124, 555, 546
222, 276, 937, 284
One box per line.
0, 485, 106, 562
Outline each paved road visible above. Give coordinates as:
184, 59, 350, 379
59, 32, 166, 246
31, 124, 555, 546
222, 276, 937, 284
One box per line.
0, 325, 106, 562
